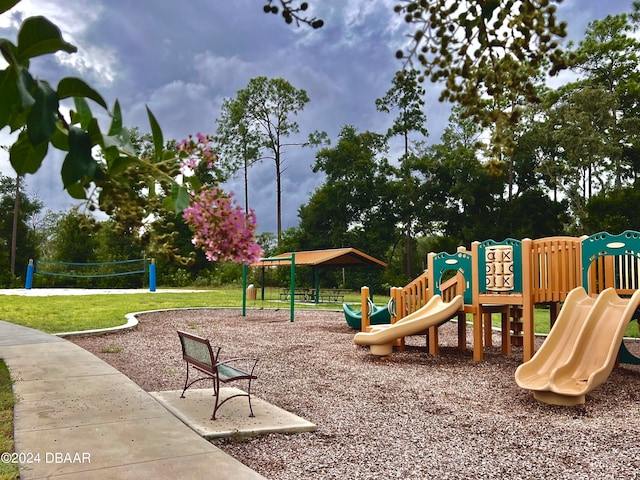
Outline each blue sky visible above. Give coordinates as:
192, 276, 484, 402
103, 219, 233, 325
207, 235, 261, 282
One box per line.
0, 0, 633, 234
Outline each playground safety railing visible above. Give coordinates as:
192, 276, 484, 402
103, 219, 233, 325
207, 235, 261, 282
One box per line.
528, 236, 583, 324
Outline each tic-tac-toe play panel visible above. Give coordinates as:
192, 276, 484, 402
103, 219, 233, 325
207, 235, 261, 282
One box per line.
471, 238, 533, 361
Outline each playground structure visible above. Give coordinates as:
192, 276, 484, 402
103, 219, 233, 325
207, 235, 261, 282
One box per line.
355, 231, 640, 371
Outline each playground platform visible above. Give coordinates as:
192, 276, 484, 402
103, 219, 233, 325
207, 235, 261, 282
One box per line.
0, 319, 315, 479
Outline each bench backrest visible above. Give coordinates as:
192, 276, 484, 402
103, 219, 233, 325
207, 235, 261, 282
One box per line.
177, 330, 219, 374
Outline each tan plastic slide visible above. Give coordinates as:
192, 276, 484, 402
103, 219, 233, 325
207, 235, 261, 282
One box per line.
515, 287, 640, 406
354, 295, 463, 356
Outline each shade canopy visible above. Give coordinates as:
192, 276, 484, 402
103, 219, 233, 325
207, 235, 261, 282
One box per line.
252, 248, 387, 269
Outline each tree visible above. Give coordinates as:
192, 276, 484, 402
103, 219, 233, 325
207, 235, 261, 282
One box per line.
534, 7, 640, 232
214, 100, 261, 214
411, 107, 506, 247
376, 69, 428, 278
0, 174, 42, 286
216, 76, 315, 246
261, 0, 324, 28
584, 187, 640, 233
300, 125, 398, 264
567, 8, 640, 190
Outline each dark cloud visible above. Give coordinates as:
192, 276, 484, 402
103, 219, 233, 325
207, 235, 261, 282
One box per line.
0, 0, 632, 234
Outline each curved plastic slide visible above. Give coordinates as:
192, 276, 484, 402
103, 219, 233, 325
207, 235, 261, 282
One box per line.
354, 295, 463, 356
515, 287, 640, 406
343, 303, 391, 330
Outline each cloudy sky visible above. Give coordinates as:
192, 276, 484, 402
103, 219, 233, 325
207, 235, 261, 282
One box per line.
0, 0, 632, 235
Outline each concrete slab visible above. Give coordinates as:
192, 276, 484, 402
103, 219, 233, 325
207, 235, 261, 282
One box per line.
15, 415, 239, 478
14, 388, 167, 431
0, 326, 65, 346
151, 388, 317, 439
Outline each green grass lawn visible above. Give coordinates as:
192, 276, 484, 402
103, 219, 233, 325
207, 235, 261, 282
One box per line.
0, 360, 18, 480
0, 288, 368, 334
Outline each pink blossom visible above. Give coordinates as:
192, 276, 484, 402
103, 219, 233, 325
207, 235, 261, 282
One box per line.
183, 186, 263, 264
176, 133, 218, 175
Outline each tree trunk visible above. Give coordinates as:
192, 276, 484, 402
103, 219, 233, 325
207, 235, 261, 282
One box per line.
276, 153, 282, 247
10, 175, 19, 275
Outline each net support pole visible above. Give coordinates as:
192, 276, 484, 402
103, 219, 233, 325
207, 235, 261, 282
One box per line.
149, 259, 156, 292
25, 259, 34, 289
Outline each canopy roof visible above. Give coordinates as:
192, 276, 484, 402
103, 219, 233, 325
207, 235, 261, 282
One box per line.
253, 248, 387, 269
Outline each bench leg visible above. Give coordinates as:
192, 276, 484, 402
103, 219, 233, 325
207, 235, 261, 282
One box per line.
212, 376, 222, 420
180, 363, 189, 398
181, 363, 216, 399
211, 377, 255, 421
247, 378, 255, 418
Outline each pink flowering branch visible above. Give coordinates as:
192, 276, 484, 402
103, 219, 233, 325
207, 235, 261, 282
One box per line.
175, 132, 217, 174
182, 187, 263, 265
176, 133, 263, 265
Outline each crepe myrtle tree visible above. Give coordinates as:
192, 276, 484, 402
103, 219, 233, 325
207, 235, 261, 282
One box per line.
0, 0, 262, 264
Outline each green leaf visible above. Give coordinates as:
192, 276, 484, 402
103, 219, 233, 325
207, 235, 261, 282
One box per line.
0, 68, 18, 128
9, 130, 48, 174
61, 126, 96, 187
108, 99, 123, 136
87, 116, 104, 148
0, 0, 21, 16
49, 123, 69, 151
170, 183, 191, 214
162, 195, 174, 212
17, 16, 77, 60
185, 175, 201, 193
57, 77, 107, 110
65, 182, 87, 200
0, 38, 19, 66
146, 106, 163, 162
27, 79, 58, 145
16, 66, 35, 108
72, 96, 93, 130
108, 155, 139, 176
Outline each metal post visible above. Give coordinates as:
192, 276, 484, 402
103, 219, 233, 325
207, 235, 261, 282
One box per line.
25, 259, 34, 289
242, 263, 247, 316
149, 259, 156, 292
290, 252, 295, 322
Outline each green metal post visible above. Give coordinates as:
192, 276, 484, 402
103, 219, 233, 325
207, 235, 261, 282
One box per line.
242, 263, 247, 316
290, 252, 296, 322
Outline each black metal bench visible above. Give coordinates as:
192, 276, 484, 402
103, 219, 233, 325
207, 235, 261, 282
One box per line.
319, 289, 345, 303
177, 330, 258, 420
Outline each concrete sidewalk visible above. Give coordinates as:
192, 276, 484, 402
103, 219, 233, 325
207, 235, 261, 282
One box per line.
0, 321, 267, 479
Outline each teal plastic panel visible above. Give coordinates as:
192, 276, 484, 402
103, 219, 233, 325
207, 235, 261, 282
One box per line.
432, 251, 473, 304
